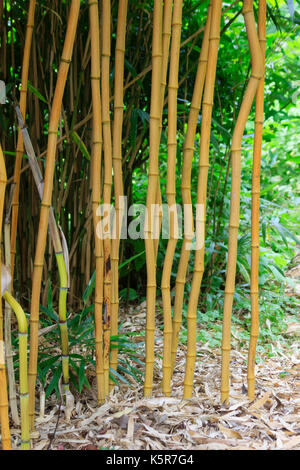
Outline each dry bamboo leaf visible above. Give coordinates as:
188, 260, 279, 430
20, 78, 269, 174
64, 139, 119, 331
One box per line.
127, 415, 135, 440
59, 225, 70, 288
249, 391, 272, 410
286, 323, 300, 335
1, 263, 11, 295
218, 423, 242, 439
81, 403, 110, 426
33, 439, 49, 450
111, 407, 133, 418
64, 389, 75, 421
282, 435, 300, 450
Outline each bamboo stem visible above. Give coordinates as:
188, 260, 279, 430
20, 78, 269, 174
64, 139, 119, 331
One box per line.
110, 0, 128, 390
15, 106, 71, 396
144, 0, 163, 397
4, 215, 19, 426
10, 0, 36, 281
89, 0, 105, 404
221, 0, 262, 405
247, 0, 266, 402
101, 0, 113, 397
0, 144, 11, 451
153, 0, 173, 261
3, 291, 30, 450
161, 0, 183, 396
28, 0, 80, 430
171, 3, 212, 374
183, 0, 222, 399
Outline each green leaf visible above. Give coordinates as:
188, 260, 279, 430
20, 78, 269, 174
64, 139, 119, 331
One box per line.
119, 288, 138, 301
118, 250, 145, 270
83, 270, 96, 303
27, 81, 48, 104
70, 131, 90, 160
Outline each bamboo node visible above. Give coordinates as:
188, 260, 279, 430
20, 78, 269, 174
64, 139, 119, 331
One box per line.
61, 58, 72, 64
251, 74, 262, 80
202, 101, 213, 107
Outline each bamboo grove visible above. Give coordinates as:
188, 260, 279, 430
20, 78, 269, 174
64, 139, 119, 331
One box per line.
0, 0, 269, 450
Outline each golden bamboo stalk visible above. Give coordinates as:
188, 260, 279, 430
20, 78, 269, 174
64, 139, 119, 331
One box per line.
161, 0, 183, 396
3, 290, 30, 450
15, 106, 71, 397
183, 0, 222, 399
110, 0, 128, 390
247, 0, 266, 401
153, 0, 173, 260
28, 0, 80, 430
89, 0, 105, 404
101, 0, 113, 396
171, 3, 212, 374
10, 0, 36, 281
0, 144, 11, 451
144, 0, 163, 397
221, 0, 262, 405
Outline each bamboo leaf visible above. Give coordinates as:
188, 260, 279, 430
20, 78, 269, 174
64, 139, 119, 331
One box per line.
27, 81, 48, 104
70, 130, 90, 160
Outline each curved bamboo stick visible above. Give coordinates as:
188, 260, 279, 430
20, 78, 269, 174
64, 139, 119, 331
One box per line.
247, 0, 266, 401
221, 0, 262, 405
10, 0, 36, 280
101, 0, 113, 397
144, 0, 163, 397
28, 0, 80, 430
3, 291, 30, 450
15, 106, 71, 397
171, 3, 212, 374
183, 0, 222, 399
0, 145, 11, 451
89, 0, 105, 404
161, 0, 183, 397
4, 202, 19, 426
110, 0, 128, 390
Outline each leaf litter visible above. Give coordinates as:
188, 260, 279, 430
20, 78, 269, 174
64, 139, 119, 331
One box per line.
8, 298, 299, 451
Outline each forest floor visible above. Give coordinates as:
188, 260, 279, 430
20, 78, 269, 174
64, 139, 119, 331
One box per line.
9, 264, 300, 451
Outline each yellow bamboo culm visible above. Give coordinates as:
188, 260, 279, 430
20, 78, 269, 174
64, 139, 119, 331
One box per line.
0, 144, 11, 451
153, 0, 173, 261
4, 194, 19, 426
101, 0, 113, 397
0, 339, 11, 450
247, 0, 266, 402
144, 0, 163, 397
183, 0, 222, 399
89, 0, 105, 404
221, 0, 262, 405
10, 0, 36, 280
171, 3, 212, 374
161, 0, 183, 397
15, 106, 71, 398
110, 0, 128, 390
3, 291, 30, 450
28, 0, 80, 430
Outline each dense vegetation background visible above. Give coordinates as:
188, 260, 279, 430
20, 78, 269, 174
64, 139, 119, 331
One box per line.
0, 0, 299, 396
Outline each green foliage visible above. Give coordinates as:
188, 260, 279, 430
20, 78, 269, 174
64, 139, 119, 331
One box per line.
35, 282, 144, 398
